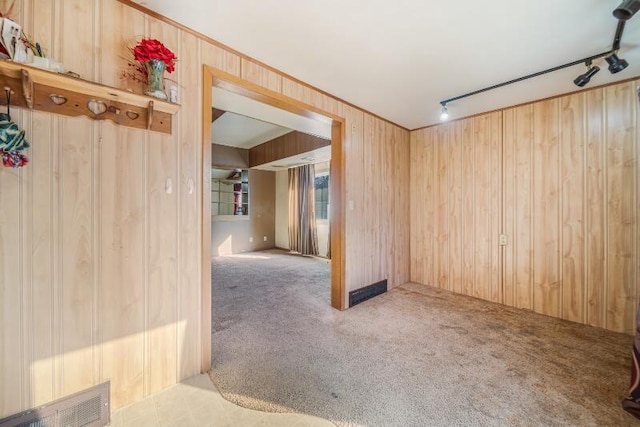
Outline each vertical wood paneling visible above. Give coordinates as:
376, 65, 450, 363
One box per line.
422, 128, 436, 287
240, 59, 282, 93
585, 88, 606, 328
146, 17, 178, 396
59, 0, 97, 397
449, 122, 463, 294
513, 105, 534, 310
97, 0, 146, 410
605, 82, 637, 334
384, 122, 395, 286
502, 109, 515, 307
409, 130, 425, 283
560, 93, 586, 323
199, 41, 241, 77
343, 107, 364, 291
282, 79, 320, 108
177, 31, 201, 380
21, 0, 56, 408
473, 112, 502, 303
363, 113, 385, 285
412, 80, 640, 335
100, 125, 146, 409
394, 126, 410, 286
0, 166, 22, 415
435, 124, 449, 290
532, 99, 560, 317
461, 119, 475, 296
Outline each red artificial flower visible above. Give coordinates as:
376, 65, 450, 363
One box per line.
1, 149, 28, 168
132, 38, 177, 73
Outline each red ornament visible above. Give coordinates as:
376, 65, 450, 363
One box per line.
132, 38, 177, 73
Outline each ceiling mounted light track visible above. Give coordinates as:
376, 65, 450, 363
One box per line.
438, 0, 636, 120
613, 0, 640, 20
605, 52, 629, 73
574, 60, 600, 87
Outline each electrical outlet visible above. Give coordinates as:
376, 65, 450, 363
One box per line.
263, 236, 267, 242
499, 234, 508, 246
249, 237, 253, 243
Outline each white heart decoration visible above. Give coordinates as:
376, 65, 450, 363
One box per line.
87, 99, 107, 115
49, 94, 67, 105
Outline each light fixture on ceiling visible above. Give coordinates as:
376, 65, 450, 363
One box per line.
440, 104, 449, 121
574, 60, 600, 87
605, 52, 629, 73
613, 0, 640, 20
437, 0, 637, 119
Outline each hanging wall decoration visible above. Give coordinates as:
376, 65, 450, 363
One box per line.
0, 88, 29, 168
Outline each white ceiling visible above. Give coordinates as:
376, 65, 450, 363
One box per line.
212, 112, 292, 149
212, 87, 332, 169
138, 0, 640, 129
213, 87, 332, 141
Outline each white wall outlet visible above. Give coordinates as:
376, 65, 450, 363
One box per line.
249, 237, 253, 243
263, 236, 267, 241
499, 234, 508, 246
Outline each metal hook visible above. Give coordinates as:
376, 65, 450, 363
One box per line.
5, 86, 10, 118
0, 86, 12, 122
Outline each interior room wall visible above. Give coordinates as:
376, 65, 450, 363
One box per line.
410, 79, 640, 335
0, 0, 410, 417
275, 169, 289, 250
212, 169, 276, 255
212, 143, 249, 169
315, 161, 330, 258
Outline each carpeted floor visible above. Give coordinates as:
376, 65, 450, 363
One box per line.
210, 249, 638, 426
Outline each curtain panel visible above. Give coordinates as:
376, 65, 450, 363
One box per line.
288, 164, 319, 255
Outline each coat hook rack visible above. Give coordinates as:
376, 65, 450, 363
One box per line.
0, 60, 179, 134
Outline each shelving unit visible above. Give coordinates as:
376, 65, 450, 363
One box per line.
212, 171, 249, 217
0, 60, 180, 134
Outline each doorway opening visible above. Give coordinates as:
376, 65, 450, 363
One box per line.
200, 67, 345, 371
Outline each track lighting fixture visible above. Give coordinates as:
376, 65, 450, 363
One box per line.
573, 61, 600, 87
440, 104, 449, 121
605, 53, 629, 73
614, 0, 640, 20
436, 0, 637, 120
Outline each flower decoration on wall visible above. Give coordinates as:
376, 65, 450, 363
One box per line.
122, 38, 177, 101
0, 118, 29, 168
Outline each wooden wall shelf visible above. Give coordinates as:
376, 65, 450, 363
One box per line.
0, 60, 180, 134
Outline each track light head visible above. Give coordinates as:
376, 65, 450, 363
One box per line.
440, 104, 449, 121
613, 0, 640, 20
605, 53, 629, 74
573, 63, 600, 87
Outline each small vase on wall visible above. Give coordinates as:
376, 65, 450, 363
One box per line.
144, 58, 168, 100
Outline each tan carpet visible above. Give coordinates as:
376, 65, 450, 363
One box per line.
210, 249, 636, 426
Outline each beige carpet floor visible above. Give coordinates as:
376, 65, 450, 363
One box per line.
210, 249, 637, 426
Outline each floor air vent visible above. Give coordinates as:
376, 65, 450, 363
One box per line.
349, 279, 387, 307
0, 382, 109, 427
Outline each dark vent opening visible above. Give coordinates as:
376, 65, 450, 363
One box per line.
349, 279, 387, 307
0, 382, 109, 427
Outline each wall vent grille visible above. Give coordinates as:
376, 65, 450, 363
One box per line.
0, 382, 109, 427
349, 279, 387, 307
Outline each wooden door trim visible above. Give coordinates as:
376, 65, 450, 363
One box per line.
200, 65, 346, 371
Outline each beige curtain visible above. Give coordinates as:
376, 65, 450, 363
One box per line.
288, 164, 319, 255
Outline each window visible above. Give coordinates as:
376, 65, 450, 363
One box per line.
212, 168, 249, 216
315, 173, 329, 220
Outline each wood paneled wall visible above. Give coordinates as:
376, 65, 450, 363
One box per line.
0, 0, 411, 418
411, 80, 639, 335
249, 131, 330, 167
